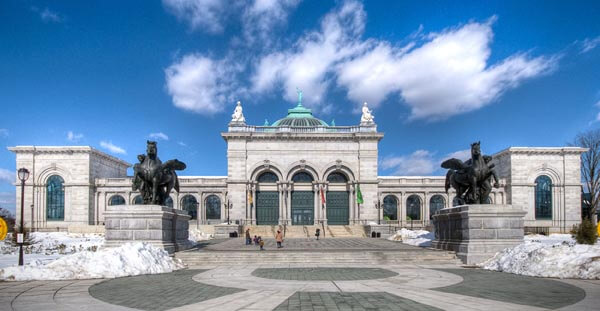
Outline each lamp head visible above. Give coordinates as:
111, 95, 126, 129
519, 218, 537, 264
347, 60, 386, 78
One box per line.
17, 168, 29, 182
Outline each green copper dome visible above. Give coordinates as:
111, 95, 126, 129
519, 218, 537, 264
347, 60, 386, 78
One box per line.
271, 102, 329, 127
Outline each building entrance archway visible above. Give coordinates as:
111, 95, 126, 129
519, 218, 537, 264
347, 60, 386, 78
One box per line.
256, 191, 279, 225
291, 191, 313, 225
326, 191, 349, 225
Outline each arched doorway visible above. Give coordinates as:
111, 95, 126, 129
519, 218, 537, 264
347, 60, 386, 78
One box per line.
535, 175, 552, 219
326, 172, 349, 225
383, 195, 398, 221
406, 195, 421, 221
256, 172, 279, 225
109, 195, 126, 206
291, 171, 314, 225
46, 175, 65, 220
181, 195, 198, 220
429, 195, 445, 219
205, 195, 221, 221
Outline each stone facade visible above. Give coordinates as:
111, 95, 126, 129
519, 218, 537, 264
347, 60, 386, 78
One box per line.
8, 109, 587, 233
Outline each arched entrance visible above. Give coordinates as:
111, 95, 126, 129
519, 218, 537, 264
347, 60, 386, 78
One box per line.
291, 171, 314, 225
326, 172, 349, 225
256, 172, 279, 225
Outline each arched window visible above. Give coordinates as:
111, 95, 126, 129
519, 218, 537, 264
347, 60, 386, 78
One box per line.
429, 195, 445, 219
133, 195, 143, 205
206, 195, 221, 219
181, 195, 198, 220
257, 172, 278, 183
383, 195, 397, 221
452, 197, 462, 207
165, 196, 173, 208
327, 172, 348, 183
46, 175, 64, 220
292, 171, 314, 183
535, 175, 552, 219
109, 195, 125, 206
485, 196, 493, 204
406, 195, 421, 221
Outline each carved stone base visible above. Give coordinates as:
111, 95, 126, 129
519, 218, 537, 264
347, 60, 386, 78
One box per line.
104, 205, 193, 253
431, 204, 526, 265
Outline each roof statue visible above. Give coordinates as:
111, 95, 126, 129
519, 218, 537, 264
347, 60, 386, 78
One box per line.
231, 101, 246, 123
360, 102, 375, 125
441, 141, 500, 205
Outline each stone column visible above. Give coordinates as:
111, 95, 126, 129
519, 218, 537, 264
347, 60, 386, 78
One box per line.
322, 183, 328, 226
313, 183, 319, 225
251, 185, 257, 225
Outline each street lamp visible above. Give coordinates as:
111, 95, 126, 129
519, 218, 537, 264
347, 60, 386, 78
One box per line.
17, 168, 30, 266
226, 195, 233, 225
374, 199, 382, 225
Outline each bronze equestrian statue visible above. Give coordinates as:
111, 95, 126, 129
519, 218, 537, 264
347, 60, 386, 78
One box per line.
132, 141, 186, 205
441, 141, 500, 205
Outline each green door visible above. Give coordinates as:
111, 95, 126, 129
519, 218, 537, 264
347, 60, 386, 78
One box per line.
327, 191, 349, 225
256, 191, 279, 225
291, 191, 314, 225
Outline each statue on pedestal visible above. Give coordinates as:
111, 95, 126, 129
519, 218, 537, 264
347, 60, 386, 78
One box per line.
442, 141, 500, 205
132, 141, 186, 205
360, 102, 374, 124
231, 101, 245, 123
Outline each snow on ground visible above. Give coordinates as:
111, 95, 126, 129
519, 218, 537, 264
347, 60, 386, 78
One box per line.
188, 229, 213, 243
387, 228, 433, 247
0, 242, 184, 281
481, 234, 600, 279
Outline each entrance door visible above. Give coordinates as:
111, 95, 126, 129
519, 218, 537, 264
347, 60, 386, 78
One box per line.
256, 191, 279, 225
291, 191, 314, 225
326, 191, 349, 225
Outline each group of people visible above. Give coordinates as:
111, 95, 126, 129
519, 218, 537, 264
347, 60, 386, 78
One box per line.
244, 227, 322, 250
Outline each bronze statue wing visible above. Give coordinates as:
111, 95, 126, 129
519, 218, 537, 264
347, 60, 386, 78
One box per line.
441, 158, 467, 170
163, 159, 187, 171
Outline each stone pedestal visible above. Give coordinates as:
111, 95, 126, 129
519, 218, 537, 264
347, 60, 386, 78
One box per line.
104, 205, 193, 253
214, 224, 242, 238
431, 204, 526, 265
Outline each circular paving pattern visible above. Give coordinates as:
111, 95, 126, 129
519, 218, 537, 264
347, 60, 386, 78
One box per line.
251, 267, 399, 281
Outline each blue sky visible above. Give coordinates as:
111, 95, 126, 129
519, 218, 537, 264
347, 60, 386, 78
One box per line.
1, 0, 599, 213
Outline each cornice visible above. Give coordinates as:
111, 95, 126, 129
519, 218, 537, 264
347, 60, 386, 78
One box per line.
8, 146, 131, 167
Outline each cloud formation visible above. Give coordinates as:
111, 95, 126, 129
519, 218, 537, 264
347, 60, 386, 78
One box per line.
149, 132, 169, 141
99, 141, 126, 155
382, 148, 475, 176
0, 191, 16, 213
67, 131, 83, 142
581, 36, 600, 53
162, 0, 227, 33
0, 168, 15, 184
31, 7, 63, 23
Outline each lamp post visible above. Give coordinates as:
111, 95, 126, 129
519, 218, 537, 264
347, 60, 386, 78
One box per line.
374, 199, 382, 225
226, 195, 233, 225
17, 168, 30, 266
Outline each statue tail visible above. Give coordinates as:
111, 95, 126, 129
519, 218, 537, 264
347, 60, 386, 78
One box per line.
445, 170, 453, 193
174, 172, 180, 193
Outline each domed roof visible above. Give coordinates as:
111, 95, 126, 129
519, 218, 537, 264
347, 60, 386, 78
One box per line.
271, 102, 329, 127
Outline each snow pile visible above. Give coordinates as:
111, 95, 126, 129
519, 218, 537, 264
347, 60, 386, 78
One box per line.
387, 228, 433, 247
481, 235, 600, 279
188, 229, 213, 243
1, 232, 104, 255
0, 242, 184, 281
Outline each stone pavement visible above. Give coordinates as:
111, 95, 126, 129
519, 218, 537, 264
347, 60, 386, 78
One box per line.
202, 237, 422, 251
2, 264, 600, 311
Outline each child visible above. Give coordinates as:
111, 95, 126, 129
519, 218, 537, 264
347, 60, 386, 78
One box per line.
259, 237, 265, 250
315, 228, 321, 240
253, 235, 258, 245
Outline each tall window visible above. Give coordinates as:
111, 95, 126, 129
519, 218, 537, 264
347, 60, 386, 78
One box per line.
327, 172, 348, 183
292, 171, 314, 183
133, 195, 143, 205
383, 195, 398, 221
535, 175, 552, 219
181, 195, 198, 220
429, 195, 445, 219
46, 175, 64, 220
406, 195, 421, 221
206, 195, 221, 219
257, 172, 278, 183
109, 195, 125, 206
165, 196, 173, 208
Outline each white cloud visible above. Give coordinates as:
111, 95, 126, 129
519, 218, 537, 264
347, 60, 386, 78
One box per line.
0, 168, 15, 184
31, 7, 63, 23
162, 0, 227, 34
251, 0, 367, 109
336, 18, 557, 120
149, 132, 169, 141
581, 36, 600, 53
0, 192, 16, 213
66, 131, 83, 142
177, 141, 187, 147
242, 0, 300, 47
443, 149, 471, 162
165, 53, 242, 115
99, 141, 126, 155
381, 150, 436, 176
0, 129, 8, 137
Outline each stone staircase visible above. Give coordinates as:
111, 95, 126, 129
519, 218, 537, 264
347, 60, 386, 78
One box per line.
244, 225, 276, 238
326, 225, 355, 238
242, 225, 367, 239
175, 249, 461, 266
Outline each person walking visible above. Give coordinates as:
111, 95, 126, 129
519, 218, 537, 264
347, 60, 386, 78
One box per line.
258, 236, 265, 250
315, 228, 320, 240
276, 230, 284, 248
245, 228, 251, 245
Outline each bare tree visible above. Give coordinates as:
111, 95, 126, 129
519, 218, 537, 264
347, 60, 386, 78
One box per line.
573, 129, 600, 225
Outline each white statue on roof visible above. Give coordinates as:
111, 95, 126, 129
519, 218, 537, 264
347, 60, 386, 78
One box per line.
231, 101, 246, 123
360, 102, 374, 124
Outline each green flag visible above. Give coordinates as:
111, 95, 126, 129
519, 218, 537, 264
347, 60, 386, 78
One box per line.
356, 184, 364, 204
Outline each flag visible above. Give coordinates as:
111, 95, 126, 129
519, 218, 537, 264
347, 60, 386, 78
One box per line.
320, 187, 326, 208
356, 184, 364, 204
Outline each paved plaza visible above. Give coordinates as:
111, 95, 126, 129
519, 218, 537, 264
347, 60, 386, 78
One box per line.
1, 238, 599, 310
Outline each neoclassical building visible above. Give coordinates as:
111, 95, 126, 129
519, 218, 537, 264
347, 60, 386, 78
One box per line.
9, 100, 586, 233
